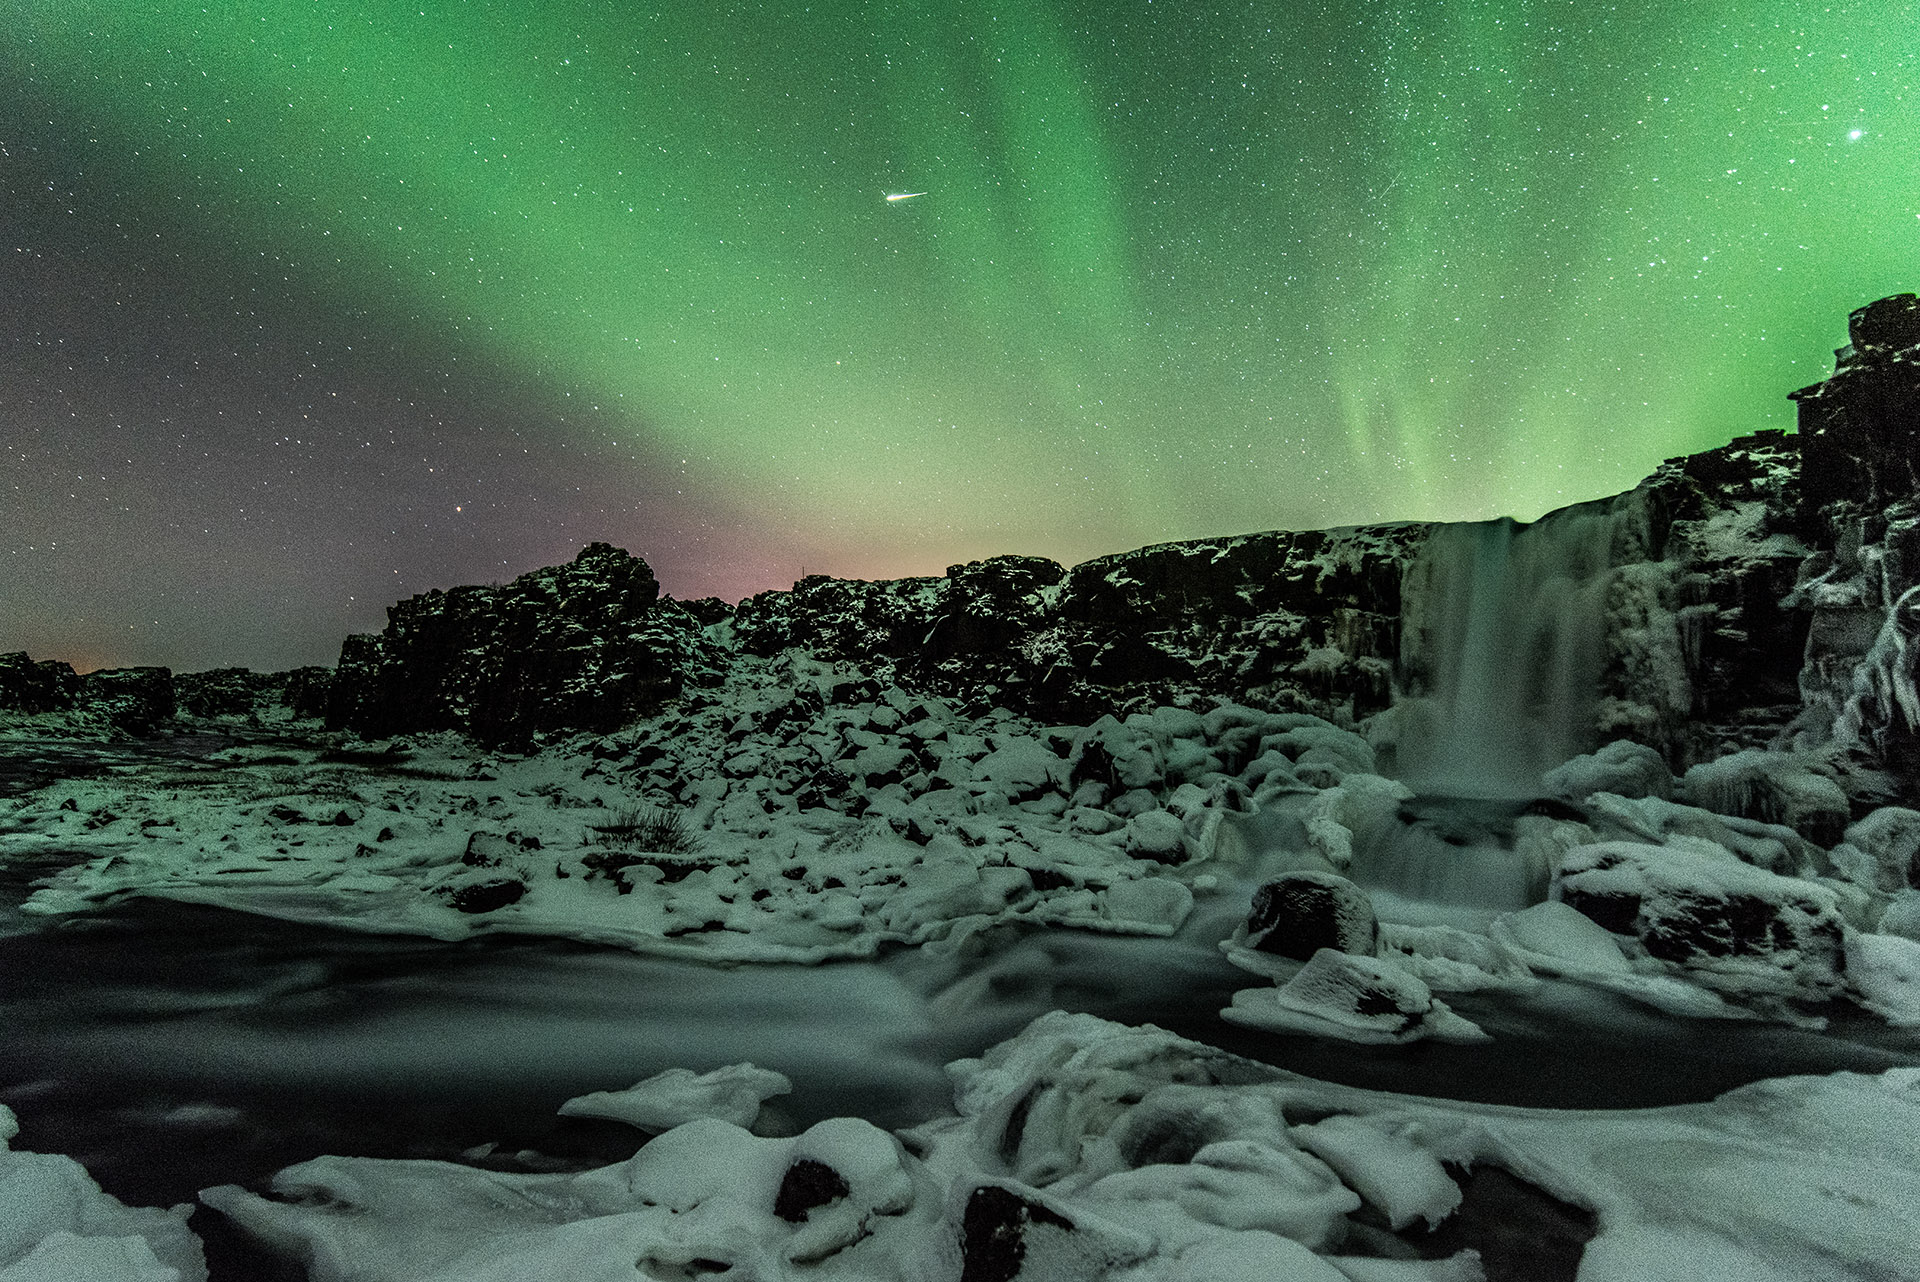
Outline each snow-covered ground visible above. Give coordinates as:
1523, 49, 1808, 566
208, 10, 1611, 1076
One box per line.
7, 651, 1920, 1277
182, 1013, 1920, 1282
8, 651, 1919, 1031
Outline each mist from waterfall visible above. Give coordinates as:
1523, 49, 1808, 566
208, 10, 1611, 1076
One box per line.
1385, 502, 1639, 798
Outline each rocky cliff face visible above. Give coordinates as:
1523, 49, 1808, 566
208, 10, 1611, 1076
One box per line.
732, 526, 1421, 725
7, 297, 1915, 802
1782, 293, 1920, 801
323, 542, 725, 748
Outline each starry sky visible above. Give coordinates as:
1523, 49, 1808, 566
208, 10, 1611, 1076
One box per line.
4, 1, 1915, 672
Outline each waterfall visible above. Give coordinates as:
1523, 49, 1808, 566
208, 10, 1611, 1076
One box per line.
1386, 501, 1639, 797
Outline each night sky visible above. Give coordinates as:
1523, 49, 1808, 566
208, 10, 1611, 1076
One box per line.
4, 2, 1914, 673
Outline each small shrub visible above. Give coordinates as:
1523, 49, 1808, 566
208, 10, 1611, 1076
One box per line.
589, 805, 700, 856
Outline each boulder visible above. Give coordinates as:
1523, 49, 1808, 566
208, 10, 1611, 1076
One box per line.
1244, 871, 1378, 961
954, 1183, 1148, 1282
78, 667, 175, 736
1679, 750, 1850, 847
1828, 806, 1920, 895
325, 544, 722, 747
0, 652, 81, 714
441, 872, 527, 914
1544, 739, 1674, 802
1223, 948, 1488, 1044
1554, 840, 1847, 1001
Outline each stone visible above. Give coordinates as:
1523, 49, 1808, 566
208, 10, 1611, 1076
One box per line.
1544, 739, 1674, 802
1555, 840, 1847, 1001
1848, 292, 1920, 357
772, 1158, 849, 1223
955, 1183, 1147, 1282
325, 543, 723, 748
443, 874, 527, 914
1225, 948, 1487, 1044
1245, 871, 1378, 960
174, 668, 274, 718
0, 652, 83, 714
78, 667, 175, 736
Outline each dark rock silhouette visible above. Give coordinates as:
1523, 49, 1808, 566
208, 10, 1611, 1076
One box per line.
1246, 872, 1380, 961
324, 542, 724, 748
0, 652, 83, 714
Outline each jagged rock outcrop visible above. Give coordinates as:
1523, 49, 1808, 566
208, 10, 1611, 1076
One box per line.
76, 667, 176, 737
1588, 429, 1813, 767
324, 543, 725, 748
1782, 293, 1920, 799
174, 666, 332, 721
735, 528, 1420, 723
0, 652, 83, 714
7, 297, 1913, 795
1, 653, 329, 735
0, 654, 173, 735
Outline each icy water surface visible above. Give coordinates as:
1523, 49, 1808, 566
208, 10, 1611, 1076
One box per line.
5, 896, 1918, 1208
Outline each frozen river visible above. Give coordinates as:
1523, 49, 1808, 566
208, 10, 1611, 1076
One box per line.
6, 884, 1917, 1206
4, 735, 1920, 1279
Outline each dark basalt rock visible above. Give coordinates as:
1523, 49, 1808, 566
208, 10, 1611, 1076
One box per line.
79, 667, 176, 737
326, 543, 723, 748
1416, 1163, 1597, 1282
461, 832, 516, 867
1556, 845, 1848, 999
733, 526, 1417, 725
959, 1185, 1076, 1282
168, 665, 334, 725
1639, 892, 1817, 964
772, 1157, 850, 1223
1793, 293, 1920, 523
175, 668, 279, 719
1246, 871, 1379, 960
0, 652, 82, 714
1559, 889, 1641, 937
1780, 295, 1920, 797
3, 652, 329, 733
923, 556, 1066, 663
444, 876, 527, 914
733, 573, 945, 664
278, 666, 334, 720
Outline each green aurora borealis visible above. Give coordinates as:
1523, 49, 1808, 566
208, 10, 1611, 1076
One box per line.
4, 0, 1917, 669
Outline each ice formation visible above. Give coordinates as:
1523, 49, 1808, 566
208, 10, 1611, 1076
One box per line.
559, 1063, 794, 1132
186, 1015, 1920, 1281
0, 1107, 206, 1282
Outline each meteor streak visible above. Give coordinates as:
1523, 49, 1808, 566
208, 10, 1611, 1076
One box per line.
884, 191, 927, 202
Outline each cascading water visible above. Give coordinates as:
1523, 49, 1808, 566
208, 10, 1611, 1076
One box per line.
1327, 499, 1646, 917
1386, 500, 1642, 797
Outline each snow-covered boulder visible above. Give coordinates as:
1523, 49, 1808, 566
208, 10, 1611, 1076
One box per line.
1830, 806, 1920, 895
1223, 949, 1489, 1045
1489, 901, 1635, 977
1554, 840, 1848, 1001
1680, 750, 1851, 846
1242, 872, 1378, 962
1846, 932, 1920, 1026
558, 1063, 793, 1133
1289, 1114, 1463, 1231
0, 1106, 205, 1282
1543, 739, 1674, 802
